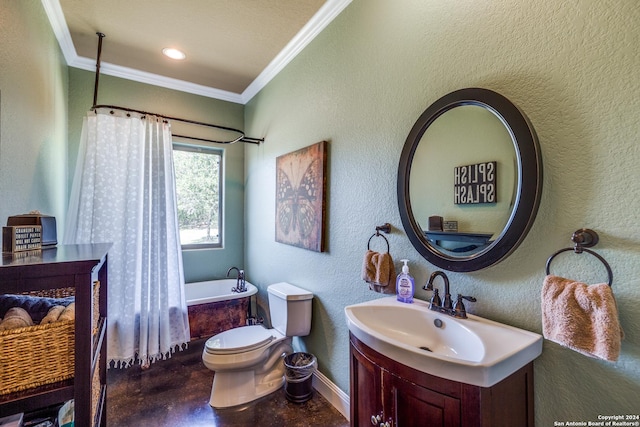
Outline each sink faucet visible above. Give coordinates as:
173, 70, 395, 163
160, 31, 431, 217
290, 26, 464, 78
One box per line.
423, 270, 476, 318
425, 271, 452, 309
227, 266, 246, 293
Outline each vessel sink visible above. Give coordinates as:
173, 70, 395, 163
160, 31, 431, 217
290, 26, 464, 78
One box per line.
345, 297, 542, 387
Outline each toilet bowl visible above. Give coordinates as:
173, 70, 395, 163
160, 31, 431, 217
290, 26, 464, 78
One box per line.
201, 282, 313, 408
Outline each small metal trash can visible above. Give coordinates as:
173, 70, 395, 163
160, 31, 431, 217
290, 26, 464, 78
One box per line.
283, 352, 316, 403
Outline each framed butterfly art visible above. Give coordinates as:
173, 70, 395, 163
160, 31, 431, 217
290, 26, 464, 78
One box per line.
275, 141, 327, 252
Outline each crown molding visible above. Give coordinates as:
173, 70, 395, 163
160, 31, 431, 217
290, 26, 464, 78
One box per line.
71, 55, 244, 104
41, 0, 77, 65
241, 0, 352, 103
42, 0, 352, 105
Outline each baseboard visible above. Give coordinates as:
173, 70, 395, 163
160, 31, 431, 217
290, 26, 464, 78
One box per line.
312, 370, 350, 421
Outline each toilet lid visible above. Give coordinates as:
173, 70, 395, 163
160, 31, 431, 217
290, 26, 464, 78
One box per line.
205, 325, 277, 355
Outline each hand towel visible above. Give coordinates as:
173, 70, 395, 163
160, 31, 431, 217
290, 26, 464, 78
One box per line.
0, 307, 34, 331
58, 302, 76, 322
541, 275, 623, 361
361, 250, 396, 294
41, 305, 66, 324
0, 294, 75, 323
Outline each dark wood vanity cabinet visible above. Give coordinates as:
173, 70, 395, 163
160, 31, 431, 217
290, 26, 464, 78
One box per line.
350, 333, 534, 427
0, 244, 110, 426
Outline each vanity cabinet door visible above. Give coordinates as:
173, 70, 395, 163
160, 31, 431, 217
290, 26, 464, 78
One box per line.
350, 342, 384, 427
384, 371, 461, 427
350, 333, 533, 427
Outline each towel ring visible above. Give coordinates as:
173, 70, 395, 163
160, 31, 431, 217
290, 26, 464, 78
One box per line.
367, 233, 390, 253
367, 223, 391, 253
545, 228, 613, 286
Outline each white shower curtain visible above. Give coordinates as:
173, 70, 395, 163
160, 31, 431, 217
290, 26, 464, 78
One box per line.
65, 109, 190, 367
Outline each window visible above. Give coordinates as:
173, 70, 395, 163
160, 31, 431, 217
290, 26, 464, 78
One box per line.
173, 144, 223, 249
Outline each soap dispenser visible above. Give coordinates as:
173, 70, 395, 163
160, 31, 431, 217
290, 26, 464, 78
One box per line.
396, 259, 415, 304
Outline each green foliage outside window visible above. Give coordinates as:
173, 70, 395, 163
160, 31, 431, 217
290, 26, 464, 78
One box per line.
173, 145, 222, 247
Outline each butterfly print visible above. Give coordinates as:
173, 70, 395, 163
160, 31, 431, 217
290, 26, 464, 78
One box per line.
276, 157, 320, 239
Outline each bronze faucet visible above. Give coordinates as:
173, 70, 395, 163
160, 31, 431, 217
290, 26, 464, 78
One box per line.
227, 266, 247, 293
423, 271, 476, 319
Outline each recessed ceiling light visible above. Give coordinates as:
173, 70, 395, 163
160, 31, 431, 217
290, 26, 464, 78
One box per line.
162, 48, 186, 60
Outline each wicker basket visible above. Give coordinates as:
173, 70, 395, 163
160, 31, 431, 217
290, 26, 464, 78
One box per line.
0, 282, 102, 396
92, 281, 100, 336
22, 287, 75, 299
91, 352, 102, 423
0, 319, 75, 395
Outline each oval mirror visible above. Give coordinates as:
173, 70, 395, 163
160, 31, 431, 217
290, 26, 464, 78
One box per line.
397, 88, 542, 272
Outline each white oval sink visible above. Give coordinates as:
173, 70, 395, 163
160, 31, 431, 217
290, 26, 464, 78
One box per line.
345, 297, 542, 387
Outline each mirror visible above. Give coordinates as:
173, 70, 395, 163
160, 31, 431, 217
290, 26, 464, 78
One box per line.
397, 88, 542, 272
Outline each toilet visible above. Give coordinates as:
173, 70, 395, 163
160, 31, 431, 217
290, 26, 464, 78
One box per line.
201, 282, 313, 408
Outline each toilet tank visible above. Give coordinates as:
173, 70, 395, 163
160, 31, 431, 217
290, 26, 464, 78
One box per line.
267, 282, 313, 337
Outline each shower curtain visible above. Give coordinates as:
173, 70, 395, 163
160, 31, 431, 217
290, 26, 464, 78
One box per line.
65, 109, 190, 367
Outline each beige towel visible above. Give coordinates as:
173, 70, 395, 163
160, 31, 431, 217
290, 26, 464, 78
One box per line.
58, 302, 76, 322
361, 250, 396, 294
0, 307, 34, 331
541, 275, 623, 361
41, 305, 66, 324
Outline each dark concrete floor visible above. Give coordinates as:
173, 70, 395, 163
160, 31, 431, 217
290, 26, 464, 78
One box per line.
106, 339, 349, 427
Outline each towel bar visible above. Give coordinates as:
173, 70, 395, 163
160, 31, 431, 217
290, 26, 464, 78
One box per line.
545, 228, 613, 286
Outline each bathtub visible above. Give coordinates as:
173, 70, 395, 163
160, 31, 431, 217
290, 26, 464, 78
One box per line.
185, 279, 258, 340
185, 279, 258, 306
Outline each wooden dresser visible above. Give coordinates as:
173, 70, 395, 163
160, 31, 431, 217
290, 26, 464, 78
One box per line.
0, 244, 110, 426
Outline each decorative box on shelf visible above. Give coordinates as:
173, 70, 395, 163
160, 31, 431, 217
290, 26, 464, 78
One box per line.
7, 213, 57, 247
2, 225, 41, 253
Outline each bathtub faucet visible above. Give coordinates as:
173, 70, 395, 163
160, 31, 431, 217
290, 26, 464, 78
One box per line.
227, 266, 247, 293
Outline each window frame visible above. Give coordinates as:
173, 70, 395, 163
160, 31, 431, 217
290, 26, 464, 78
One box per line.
172, 142, 224, 250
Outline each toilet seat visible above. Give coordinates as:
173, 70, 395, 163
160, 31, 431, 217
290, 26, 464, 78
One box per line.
205, 325, 282, 355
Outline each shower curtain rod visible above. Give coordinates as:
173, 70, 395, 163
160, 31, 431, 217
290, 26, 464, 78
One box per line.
91, 32, 263, 145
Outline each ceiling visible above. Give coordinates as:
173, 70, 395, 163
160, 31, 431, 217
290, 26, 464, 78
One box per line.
43, 0, 352, 104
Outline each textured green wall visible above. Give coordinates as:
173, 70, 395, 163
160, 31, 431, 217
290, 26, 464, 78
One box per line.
245, 0, 640, 423
67, 69, 246, 282
0, 0, 68, 230
4, 0, 639, 423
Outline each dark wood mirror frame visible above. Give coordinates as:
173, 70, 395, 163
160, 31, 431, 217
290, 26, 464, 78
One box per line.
397, 88, 543, 272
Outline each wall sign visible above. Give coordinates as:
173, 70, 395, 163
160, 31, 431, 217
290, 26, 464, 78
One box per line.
454, 161, 496, 204
2, 225, 42, 252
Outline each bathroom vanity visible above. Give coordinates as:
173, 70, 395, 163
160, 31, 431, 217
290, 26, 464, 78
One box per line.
350, 333, 534, 427
366, 87, 543, 426
0, 244, 109, 426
